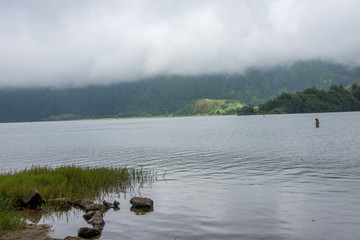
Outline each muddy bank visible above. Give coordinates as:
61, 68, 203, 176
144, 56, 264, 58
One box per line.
1, 224, 81, 240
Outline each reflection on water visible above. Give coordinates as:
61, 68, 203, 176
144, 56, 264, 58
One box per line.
1, 113, 360, 239
130, 207, 154, 215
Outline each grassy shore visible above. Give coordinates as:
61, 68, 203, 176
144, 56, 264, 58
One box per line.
0, 195, 26, 231
0, 166, 154, 231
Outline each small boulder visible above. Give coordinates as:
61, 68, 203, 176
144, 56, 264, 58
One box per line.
21, 189, 44, 209
83, 211, 97, 221
93, 224, 104, 233
88, 211, 105, 226
79, 199, 94, 209
85, 203, 104, 212
103, 200, 113, 209
113, 200, 120, 207
78, 227, 101, 238
130, 197, 153, 210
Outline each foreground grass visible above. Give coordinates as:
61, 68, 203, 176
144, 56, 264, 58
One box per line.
0, 166, 154, 231
0, 166, 153, 200
0, 195, 26, 232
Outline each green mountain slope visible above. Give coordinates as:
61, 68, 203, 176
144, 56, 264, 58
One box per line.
1, 60, 360, 122
257, 84, 360, 114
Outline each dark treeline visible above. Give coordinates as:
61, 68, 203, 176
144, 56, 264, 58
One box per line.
1, 60, 360, 122
258, 84, 360, 114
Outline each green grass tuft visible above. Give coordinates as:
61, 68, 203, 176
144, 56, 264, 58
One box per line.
0, 166, 154, 200
0, 195, 26, 232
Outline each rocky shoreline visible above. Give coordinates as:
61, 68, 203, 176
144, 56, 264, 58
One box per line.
4, 189, 154, 239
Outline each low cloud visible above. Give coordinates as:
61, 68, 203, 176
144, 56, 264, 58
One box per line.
1, 0, 360, 87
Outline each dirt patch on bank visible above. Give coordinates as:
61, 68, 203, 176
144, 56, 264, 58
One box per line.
1, 224, 81, 240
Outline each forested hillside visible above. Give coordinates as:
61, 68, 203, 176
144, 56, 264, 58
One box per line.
1, 60, 360, 122
258, 84, 360, 114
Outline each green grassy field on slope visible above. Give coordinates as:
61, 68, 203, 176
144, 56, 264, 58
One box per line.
176, 99, 244, 116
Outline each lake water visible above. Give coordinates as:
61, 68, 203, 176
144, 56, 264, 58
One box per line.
1, 113, 360, 240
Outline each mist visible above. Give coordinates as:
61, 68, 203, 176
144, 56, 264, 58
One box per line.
1, 0, 360, 88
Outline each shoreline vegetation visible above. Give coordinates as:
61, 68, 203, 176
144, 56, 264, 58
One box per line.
0, 166, 154, 234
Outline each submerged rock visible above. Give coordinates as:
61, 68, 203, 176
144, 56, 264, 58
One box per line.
130, 197, 153, 210
78, 227, 101, 238
21, 189, 44, 209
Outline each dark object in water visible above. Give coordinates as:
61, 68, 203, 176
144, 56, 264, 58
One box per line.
315, 118, 320, 128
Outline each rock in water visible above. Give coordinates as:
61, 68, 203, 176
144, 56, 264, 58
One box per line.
78, 227, 101, 238
83, 211, 97, 221
88, 211, 105, 226
79, 199, 94, 209
113, 200, 120, 207
21, 189, 44, 209
86, 203, 104, 212
103, 200, 113, 209
130, 197, 153, 209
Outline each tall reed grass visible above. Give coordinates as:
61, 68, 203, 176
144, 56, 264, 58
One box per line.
0, 166, 154, 231
0, 166, 154, 201
0, 195, 26, 231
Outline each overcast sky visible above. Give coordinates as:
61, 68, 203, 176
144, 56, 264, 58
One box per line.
1, 0, 360, 88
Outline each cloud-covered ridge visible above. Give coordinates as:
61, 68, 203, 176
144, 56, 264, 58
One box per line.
1, 0, 360, 87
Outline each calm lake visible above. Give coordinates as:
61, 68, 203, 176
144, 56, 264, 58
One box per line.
1, 113, 360, 240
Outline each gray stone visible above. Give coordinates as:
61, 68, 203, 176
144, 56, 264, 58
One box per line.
85, 203, 104, 212
21, 189, 44, 209
83, 211, 97, 221
93, 224, 104, 233
130, 197, 153, 209
113, 200, 120, 207
88, 211, 105, 226
103, 200, 113, 209
78, 227, 101, 238
79, 199, 94, 209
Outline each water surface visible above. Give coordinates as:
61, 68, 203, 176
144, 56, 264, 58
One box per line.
1, 113, 360, 240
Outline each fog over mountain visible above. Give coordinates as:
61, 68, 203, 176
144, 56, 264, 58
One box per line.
1, 0, 360, 88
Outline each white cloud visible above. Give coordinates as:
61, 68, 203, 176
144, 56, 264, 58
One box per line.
0, 0, 359, 87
